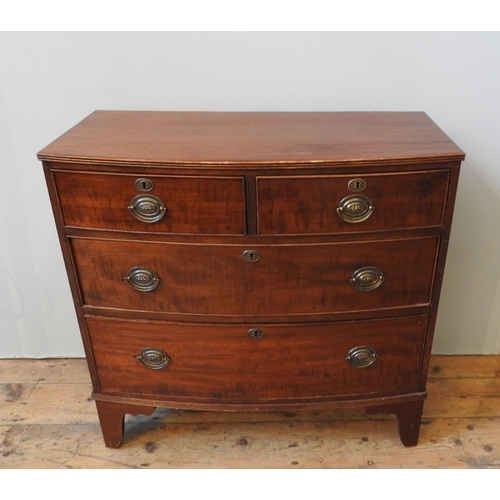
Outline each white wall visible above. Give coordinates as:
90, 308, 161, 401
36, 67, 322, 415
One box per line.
1, 31, 499, 357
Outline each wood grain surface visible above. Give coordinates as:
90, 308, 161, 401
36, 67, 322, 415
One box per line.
86, 315, 427, 401
38, 111, 464, 449
37, 111, 465, 166
70, 236, 439, 317
1, 356, 499, 468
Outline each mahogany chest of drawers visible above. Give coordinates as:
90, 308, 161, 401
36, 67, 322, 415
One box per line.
38, 111, 465, 448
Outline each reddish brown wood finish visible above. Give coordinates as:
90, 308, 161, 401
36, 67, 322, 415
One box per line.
257, 169, 450, 234
38, 111, 464, 166
87, 315, 427, 401
365, 400, 425, 447
53, 170, 246, 235
95, 401, 156, 448
70, 236, 439, 317
38, 111, 465, 448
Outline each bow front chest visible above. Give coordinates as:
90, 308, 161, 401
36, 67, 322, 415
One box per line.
38, 111, 464, 447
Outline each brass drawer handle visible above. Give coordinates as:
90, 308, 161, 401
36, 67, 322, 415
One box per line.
125, 266, 160, 292
137, 347, 170, 370
337, 194, 374, 223
346, 346, 378, 368
129, 194, 167, 223
350, 266, 384, 291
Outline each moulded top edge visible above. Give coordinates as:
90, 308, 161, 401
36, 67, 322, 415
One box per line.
37, 111, 466, 166
38, 154, 465, 169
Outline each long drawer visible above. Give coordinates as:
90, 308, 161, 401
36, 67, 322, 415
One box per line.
70, 236, 440, 317
52, 170, 247, 235
257, 169, 450, 234
87, 315, 427, 401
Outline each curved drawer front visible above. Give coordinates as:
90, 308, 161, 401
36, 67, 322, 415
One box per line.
70, 236, 440, 317
53, 170, 246, 235
87, 315, 427, 401
257, 169, 450, 234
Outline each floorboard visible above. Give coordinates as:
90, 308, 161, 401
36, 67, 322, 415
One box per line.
1, 356, 499, 469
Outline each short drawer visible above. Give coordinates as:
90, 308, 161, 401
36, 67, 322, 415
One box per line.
70, 236, 440, 317
256, 169, 450, 234
87, 315, 427, 401
52, 170, 246, 234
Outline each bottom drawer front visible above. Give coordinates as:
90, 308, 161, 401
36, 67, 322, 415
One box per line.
87, 315, 427, 401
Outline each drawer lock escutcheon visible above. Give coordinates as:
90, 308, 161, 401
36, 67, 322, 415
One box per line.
125, 266, 160, 292
137, 348, 170, 370
129, 194, 167, 223
348, 178, 367, 192
135, 178, 154, 192
337, 194, 374, 223
248, 328, 265, 339
346, 346, 378, 368
350, 266, 384, 291
242, 250, 261, 262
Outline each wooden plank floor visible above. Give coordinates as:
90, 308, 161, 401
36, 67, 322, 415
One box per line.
1, 356, 500, 469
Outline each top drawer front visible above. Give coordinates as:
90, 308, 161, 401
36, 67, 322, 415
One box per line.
257, 169, 450, 235
52, 170, 246, 235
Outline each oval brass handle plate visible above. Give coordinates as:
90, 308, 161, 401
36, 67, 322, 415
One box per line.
125, 266, 160, 292
129, 194, 167, 223
137, 347, 170, 370
346, 346, 378, 368
337, 194, 374, 223
350, 266, 384, 291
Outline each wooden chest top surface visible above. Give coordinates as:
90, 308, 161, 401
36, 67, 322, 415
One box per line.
37, 111, 465, 166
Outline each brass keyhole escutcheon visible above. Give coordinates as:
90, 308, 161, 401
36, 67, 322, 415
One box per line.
348, 178, 367, 192
135, 178, 154, 192
243, 250, 261, 262
248, 328, 264, 339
